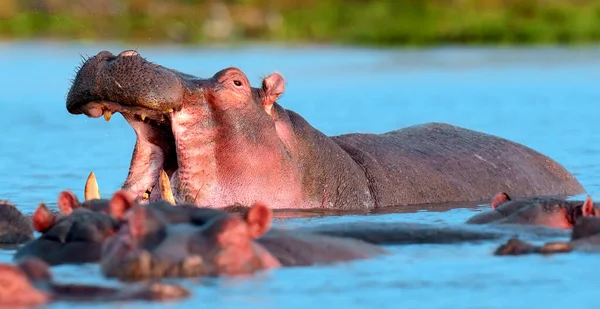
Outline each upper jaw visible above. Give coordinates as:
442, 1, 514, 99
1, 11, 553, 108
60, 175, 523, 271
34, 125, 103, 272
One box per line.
66, 50, 189, 116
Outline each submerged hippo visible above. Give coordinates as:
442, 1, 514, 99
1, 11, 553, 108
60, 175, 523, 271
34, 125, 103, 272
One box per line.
0, 258, 189, 308
467, 192, 598, 229
14, 191, 134, 265
495, 216, 600, 256
65, 50, 584, 209
101, 201, 388, 281
0, 200, 34, 245
101, 197, 573, 281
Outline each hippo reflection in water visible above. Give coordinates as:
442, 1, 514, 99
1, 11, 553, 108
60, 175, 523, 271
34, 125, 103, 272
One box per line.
495, 216, 600, 256
66, 50, 584, 209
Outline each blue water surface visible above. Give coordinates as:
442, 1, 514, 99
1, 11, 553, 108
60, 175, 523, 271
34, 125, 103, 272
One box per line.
0, 41, 599, 309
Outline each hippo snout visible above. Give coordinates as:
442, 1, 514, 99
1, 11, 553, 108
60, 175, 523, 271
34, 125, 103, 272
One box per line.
66, 49, 187, 115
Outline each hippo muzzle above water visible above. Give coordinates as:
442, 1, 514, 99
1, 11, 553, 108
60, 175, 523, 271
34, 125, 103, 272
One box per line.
66, 50, 585, 209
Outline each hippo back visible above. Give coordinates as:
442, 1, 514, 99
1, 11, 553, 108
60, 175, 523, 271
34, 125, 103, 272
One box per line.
331, 122, 584, 207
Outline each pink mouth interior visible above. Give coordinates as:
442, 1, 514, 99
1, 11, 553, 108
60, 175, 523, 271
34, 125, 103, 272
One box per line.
80, 101, 178, 203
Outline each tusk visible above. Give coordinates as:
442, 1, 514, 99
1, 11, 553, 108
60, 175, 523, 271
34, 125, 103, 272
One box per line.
84, 171, 101, 201
159, 170, 175, 205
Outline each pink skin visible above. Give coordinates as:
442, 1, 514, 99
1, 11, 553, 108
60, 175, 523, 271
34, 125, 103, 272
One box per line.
0, 263, 49, 308
491, 192, 511, 209
168, 69, 303, 208
78, 69, 303, 209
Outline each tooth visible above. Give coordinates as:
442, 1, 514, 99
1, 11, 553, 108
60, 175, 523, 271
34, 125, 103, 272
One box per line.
84, 171, 101, 201
142, 192, 149, 200
140, 113, 146, 121
103, 110, 112, 122
159, 170, 176, 205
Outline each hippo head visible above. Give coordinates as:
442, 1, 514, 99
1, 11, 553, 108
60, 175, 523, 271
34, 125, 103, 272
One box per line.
66, 51, 296, 207
16, 191, 136, 266
468, 192, 599, 229
101, 201, 281, 281
0, 259, 50, 307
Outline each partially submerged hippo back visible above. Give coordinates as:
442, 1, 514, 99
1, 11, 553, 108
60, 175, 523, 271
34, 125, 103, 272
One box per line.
0, 200, 34, 245
66, 50, 584, 209
331, 123, 583, 207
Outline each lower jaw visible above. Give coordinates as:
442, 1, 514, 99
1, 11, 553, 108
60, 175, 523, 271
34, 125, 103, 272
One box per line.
121, 115, 180, 203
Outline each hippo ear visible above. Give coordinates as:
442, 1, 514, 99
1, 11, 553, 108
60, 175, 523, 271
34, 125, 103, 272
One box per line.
32, 203, 55, 233
57, 191, 79, 215
582, 196, 597, 217
491, 192, 511, 209
244, 202, 273, 238
261, 73, 285, 117
127, 205, 148, 239
108, 190, 135, 220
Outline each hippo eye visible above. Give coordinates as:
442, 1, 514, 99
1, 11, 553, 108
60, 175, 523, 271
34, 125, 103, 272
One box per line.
233, 80, 242, 87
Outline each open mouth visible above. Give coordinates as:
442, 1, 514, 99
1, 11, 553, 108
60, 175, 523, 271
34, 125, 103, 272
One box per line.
76, 100, 178, 203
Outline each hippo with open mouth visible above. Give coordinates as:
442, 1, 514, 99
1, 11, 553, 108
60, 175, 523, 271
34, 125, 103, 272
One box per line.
66, 50, 584, 209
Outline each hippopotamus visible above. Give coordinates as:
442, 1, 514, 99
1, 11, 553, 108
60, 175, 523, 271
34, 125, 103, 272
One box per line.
101, 196, 574, 281
0, 200, 34, 245
466, 192, 598, 229
0, 258, 189, 308
495, 216, 600, 256
65, 50, 584, 209
14, 190, 134, 265
101, 201, 389, 281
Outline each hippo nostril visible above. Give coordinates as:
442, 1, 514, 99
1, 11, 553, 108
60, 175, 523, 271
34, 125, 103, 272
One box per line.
119, 50, 140, 57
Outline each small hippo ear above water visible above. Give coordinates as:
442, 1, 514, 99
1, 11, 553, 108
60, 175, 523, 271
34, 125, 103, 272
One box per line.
57, 191, 80, 215
261, 72, 285, 117
582, 195, 597, 217
108, 190, 135, 220
244, 202, 273, 238
491, 192, 511, 209
32, 203, 55, 233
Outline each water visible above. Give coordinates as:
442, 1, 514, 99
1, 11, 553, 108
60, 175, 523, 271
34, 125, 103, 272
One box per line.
0, 41, 599, 308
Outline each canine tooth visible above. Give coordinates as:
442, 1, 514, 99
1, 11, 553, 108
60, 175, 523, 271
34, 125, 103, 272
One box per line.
140, 113, 147, 121
159, 170, 176, 205
103, 110, 112, 122
84, 171, 101, 201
